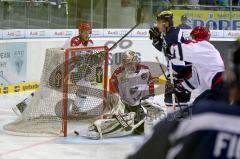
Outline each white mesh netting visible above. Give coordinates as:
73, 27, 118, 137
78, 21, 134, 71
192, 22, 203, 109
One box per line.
3, 47, 108, 136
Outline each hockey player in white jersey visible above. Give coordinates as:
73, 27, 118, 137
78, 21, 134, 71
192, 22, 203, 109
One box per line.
127, 46, 240, 159
167, 26, 226, 103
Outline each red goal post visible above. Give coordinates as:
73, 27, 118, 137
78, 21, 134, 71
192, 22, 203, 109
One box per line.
63, 46, 109, 137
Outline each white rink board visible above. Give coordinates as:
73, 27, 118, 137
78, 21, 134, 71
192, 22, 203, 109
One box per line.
0, 38, 167, 84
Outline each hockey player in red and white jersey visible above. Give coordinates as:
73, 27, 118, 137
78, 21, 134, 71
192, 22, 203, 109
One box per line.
78, 50, 165, 139
63, 23, 94, 48
109, 50, 154, 107
12, 23, 94, 116
168, 26, 226, 103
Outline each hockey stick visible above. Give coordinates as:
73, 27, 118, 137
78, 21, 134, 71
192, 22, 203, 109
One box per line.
109, 5, 144, 51
169, 60, 176, 111
155, 56, 167, 79
109, 24, 138, 51
155, 56, 176, 111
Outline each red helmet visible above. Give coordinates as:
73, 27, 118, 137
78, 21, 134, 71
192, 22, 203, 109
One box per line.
79, 23, 92, 31
190, 26, 211, 41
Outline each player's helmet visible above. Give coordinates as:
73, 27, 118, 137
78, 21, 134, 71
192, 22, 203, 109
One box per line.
79, 23, 92, 32
190, 26, 211, 41
122, 50, 138, 72
157, 11, 173, 22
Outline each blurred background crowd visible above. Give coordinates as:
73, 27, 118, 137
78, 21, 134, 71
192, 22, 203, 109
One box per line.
1, 0, 240, 29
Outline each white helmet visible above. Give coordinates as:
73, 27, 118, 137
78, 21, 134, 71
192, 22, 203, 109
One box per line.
122, 50, 138, 73
122, 50, 138, 63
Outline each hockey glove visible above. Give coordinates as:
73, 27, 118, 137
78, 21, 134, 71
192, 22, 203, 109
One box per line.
174, 79, 185, 93
177, 63, 193, 80
149, 27, 162, 43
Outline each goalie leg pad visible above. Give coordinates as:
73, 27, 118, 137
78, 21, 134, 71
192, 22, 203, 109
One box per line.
82, 112, 136, 139
125, 105, 146, 134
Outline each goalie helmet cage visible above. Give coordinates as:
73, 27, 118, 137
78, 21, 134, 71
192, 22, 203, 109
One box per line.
3, 46, 109, 137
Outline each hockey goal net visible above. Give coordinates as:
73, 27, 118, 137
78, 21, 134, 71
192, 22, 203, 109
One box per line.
3, 46, 109, 137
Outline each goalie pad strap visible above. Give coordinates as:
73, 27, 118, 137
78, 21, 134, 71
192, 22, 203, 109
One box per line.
113, 114, 132, 131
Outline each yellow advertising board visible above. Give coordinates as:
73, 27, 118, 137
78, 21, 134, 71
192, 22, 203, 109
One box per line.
171, 10, 240, 30
0, 82, 39, 94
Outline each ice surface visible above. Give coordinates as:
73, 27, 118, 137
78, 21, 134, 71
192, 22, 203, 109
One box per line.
0, 92, 143, 159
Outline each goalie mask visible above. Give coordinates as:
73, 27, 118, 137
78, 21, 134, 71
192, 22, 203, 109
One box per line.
122, 50, 139, 73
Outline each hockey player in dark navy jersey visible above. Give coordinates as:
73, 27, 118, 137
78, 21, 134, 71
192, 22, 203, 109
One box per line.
149, 10, 192, 110
127, 47, 240, 159
149, 11, 185, 52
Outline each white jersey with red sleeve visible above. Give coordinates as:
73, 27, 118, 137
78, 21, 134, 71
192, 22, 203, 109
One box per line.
110, 64, 154, 106
170, 40, 225, 92
63, 36, 94, 48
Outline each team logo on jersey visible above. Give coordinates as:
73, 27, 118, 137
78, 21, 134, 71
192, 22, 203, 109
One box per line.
141, 73, 147, 80
129, 86, 138, 95
133, 93, 142, 101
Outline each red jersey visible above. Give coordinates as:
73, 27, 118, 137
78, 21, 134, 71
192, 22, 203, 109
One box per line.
63, 36, 94, 48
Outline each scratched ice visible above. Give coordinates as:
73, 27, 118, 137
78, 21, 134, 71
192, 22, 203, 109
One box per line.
0, 92, 144, 159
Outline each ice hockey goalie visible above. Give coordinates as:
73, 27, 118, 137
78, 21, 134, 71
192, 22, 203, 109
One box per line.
79, 50, 166, 139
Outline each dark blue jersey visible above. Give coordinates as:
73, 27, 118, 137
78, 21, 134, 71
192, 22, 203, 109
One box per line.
128, 101, 240, 159
164, 27, 186, 47
153, 27, 190, 76
153, 27, 185, 52
152, 26, 192, 105
178, 24, 192, 29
